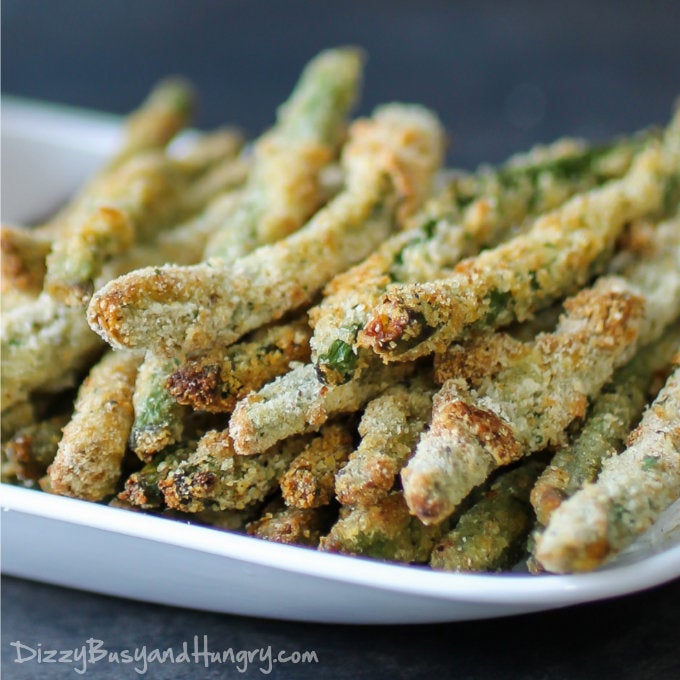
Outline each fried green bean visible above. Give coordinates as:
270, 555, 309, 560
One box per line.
160, 429, 310, 512
360, 117, 679, 362
310, 133, 645, 384
334, 374, 435, 506
403, 275, 648, 525
1, 225, 51, 311
204, 47, 363, 260
1, 293, 104, 411
229, 359, 413, 456
430, 459, 544, 572
280, 422, 355, 508
87, 103, 445, 355
43, 154, 186, 305
166, 316, 311, 413
535, 362, 680, 573
118, 443, 193, 509
319, 491, 443, 563
3, 414, 70, 482
247, 498, 336, 546
48, 350, 141, 500
129, 351, 188, 461
110, 77, 196, 168
531, 323, 680, 526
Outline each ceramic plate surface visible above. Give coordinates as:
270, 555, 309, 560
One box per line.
2, 98, 679, 624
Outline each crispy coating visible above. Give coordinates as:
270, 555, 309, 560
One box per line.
3, 414, 70, 482
280, 422, 355, 508
0, 401, 37, 442
166, 316, 311, 413
247, 498, 336, 546
319, 491, 442, 563
229, 359, 413, 456
335, 374, 435, 506
87, 103, 445, 354
44, 149, 216, 306
360, 135, 677, 362
531, 323, 680, 526
112, 77, 196, 167
48, 350, 141, 500
118, 443, 193, 509
430, 459, 544, 572
204, 47, 363, 260
1, 225, 51, 310
535, 363, 680, 573
310, 134, 644, 384
160, 429, 310, 512
403, 276, 647, 525
1, 293, 104, 410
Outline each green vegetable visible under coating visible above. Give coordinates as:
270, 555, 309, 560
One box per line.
87, 103, 445, 355
159, 429, 310, 512
204, 47, 364, 260
118, 443, 193, 509
360, 113, 680, 363
430, 459, 545, 572
246, 497, 337, 546
319, 492, 443, 563
48, 350, 142, 500
531, 322, 680, 526
129, 351, 189, 461
334, 374, 435, 507
310, 132, 647, 384
279, 422, 355, 508
2, 414, 70, 482
229, 359, 414, 456
535, 363, 680, 573
165, 316, 311, 413
1, 293, 104, 411
403, 275, 648, 526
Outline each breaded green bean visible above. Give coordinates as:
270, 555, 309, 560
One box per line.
535, 362, 680, 573
160, 429, 310, 512
1, 293, 104, 410
118, 443, 193, 509
3, 414, 70, 482
360, 121, 679, 362
45, 144, 245, 306
1, 225, 51, 310
44, 131, 245, 307
403, 276, 647, 525
280, 422, 354, 508
0, 401, 37, 442
247, 497, 336, 546
48, 350, 141, 500
129, 351, 188, 461
319, 491, 443, 563
87, 103, 445, 355
430, 460, 544, 572
335, 374, 435, 506
310, 134, 645, 384
531, 323, 680, 526
111, 77, 196, 167
204, 47, 363, 260
229, 359, 413, 456
96, 189, 245, 283
166, 316, 311, 413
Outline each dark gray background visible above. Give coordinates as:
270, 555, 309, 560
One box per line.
2, 1, 680, 678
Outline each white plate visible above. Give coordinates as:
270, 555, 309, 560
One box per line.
2, 98, 680, 624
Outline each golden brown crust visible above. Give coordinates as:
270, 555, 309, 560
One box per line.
48, 351, 141, 500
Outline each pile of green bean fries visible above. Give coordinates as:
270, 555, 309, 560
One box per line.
3, 47, 680, 574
